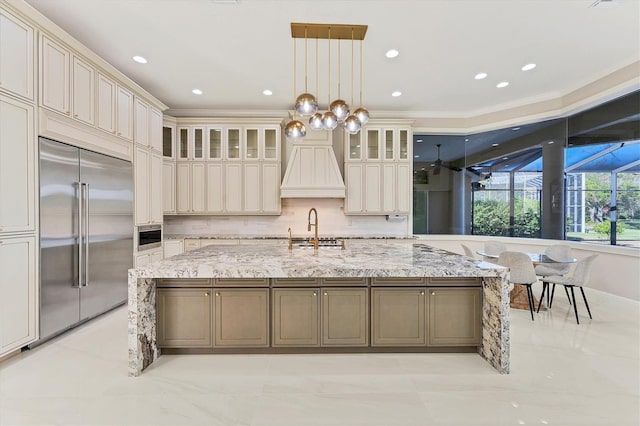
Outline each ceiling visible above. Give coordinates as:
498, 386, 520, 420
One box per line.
23, 0, 640, 118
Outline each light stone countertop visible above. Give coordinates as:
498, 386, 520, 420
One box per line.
130, 241, 503, 279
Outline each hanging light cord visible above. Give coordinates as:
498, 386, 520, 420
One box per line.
327, 27, 331, 103
351, 28, 355, 108
315, 37, 318, 102
337, 34, 341, 99
359, 39, 363, 107
293, 37, 296, 117
304, 27, 308, 93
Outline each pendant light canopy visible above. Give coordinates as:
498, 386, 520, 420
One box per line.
285, 22, 369, 141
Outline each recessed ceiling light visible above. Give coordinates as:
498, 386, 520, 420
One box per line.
391, 91, 402, 97
496, 81, 509, 88
474, 73, 487, 80
521, 63, 536, 71
132, 56, 147, 64
385, 49, 399, 58
192, 89, 203, 95
262, 89, 272, 96
512, 127, 520, 131
492, 143, 499, 147
416, 139, 423, 143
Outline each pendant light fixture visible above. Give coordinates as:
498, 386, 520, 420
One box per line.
285, 23, 369, 141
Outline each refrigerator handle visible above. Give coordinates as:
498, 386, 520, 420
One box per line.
74, 182, 82, 288
83, 183, 90, 287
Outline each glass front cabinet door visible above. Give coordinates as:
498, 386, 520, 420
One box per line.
208, 128, 222, 160
227, 128, 241, 160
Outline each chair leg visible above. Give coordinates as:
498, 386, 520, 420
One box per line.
550, 284, 556, 308
580, 287, 592, 319
564, 285, 572, 305
526, 285, 535, 321
569, 286, 579, 324
537, 282, 547, 313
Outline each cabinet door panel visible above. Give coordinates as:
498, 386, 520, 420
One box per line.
206, 163, 224, 213
149, 108, 162, 152
428, 287, 482, 346
157, 289, 212, 348
71, 56, 94, 125
261, 163, 280, 213
0, 95, 34, 233
0, 11, 34, 100
322, 288, 368, 346
191, 163, 206, 213
150, 152, 163, 224
371, 288, 426, 346
116, 86, 133, 140
41, 36, 69, 114
345, 163, 363, 213
272, 289, 319, 347
134, 98, 149, 147
214, 289, 269, 347
96, 73, 116, 133
364, 164, 381, 212
176, 163, 190, 213
0, 235, 37, 355
134, 146, 150, 225
382, 164, 395, 212
243, 164, 260, 213
225, 163, 242, 213
162, 161, 175, 214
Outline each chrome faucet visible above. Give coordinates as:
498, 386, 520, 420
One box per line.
307, 207, 318, 250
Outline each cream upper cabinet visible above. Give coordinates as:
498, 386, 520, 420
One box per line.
0, 234, 37, 356
40, 35, 70, 115
226, 128, 241, 160
344, 125, 411, 215
149, 107, 162, 152
0, 94, 35, 234
0, 8, 34, 101
96, 73, 116, 134
243, 163, 260, 213
261, 163, 280, 214
116, 85, 133, 140
177, 127, 205, 160
224, 162, 242, 213
176, 162, 206, 214
244, 128, 259, 161
207, 127, 222, 160
206, 163, 223, 213
71, 55, 95, 125
134, 97, 149, 147
134, 146, 163, 225
162, 160, 176, 214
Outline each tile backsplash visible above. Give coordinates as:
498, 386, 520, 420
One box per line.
164, 199, 410, 238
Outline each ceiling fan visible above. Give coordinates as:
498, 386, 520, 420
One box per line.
431, 144, 462, 175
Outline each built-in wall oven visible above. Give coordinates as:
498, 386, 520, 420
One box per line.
137, 225, 162, 250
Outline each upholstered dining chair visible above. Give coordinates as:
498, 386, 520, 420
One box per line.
497, 251, 538, 321
539, 255, 598, 324
483, 241, 507, 262
535, 244, 573, 309
460, 244, 476, 259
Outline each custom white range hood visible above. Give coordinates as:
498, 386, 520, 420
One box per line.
280, 127, 345, 198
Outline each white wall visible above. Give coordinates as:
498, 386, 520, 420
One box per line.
418, 235, 640, 301
164, 198, 411, 238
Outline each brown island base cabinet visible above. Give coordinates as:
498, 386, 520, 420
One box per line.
156, 277, 482, 353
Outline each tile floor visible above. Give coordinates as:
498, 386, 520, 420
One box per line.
1, 283, 638, 426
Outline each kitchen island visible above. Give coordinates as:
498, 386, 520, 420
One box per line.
128, 241, 510, 376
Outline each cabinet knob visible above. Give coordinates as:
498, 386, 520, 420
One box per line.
313, 292, 317, 296
205, 292, 209, 296
420, 291, 425, 296
215, 292, 220, 296
74, 114, 79, 118
431, 292, 435, 296
324, 292, 328, 296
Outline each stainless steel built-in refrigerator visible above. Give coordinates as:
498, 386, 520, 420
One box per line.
38, 137, 133, 342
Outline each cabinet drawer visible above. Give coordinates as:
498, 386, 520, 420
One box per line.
157, 279, 212, 288
371, 277, 426, 286
428, 277, 482, 287
271, 278, 319, 287
214, 278, 269, 287
321, 277, 368, 287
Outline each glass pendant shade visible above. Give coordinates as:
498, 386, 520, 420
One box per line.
295, 93, 318, 117
321, 111, 338, 130
284, 120, 307, 139
344, 115, 362, 134
309, 112, 324, 130
353, 107, 370, 125
330, 99, 350, 122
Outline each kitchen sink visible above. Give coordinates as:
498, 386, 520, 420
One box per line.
292, 237, 345, 249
